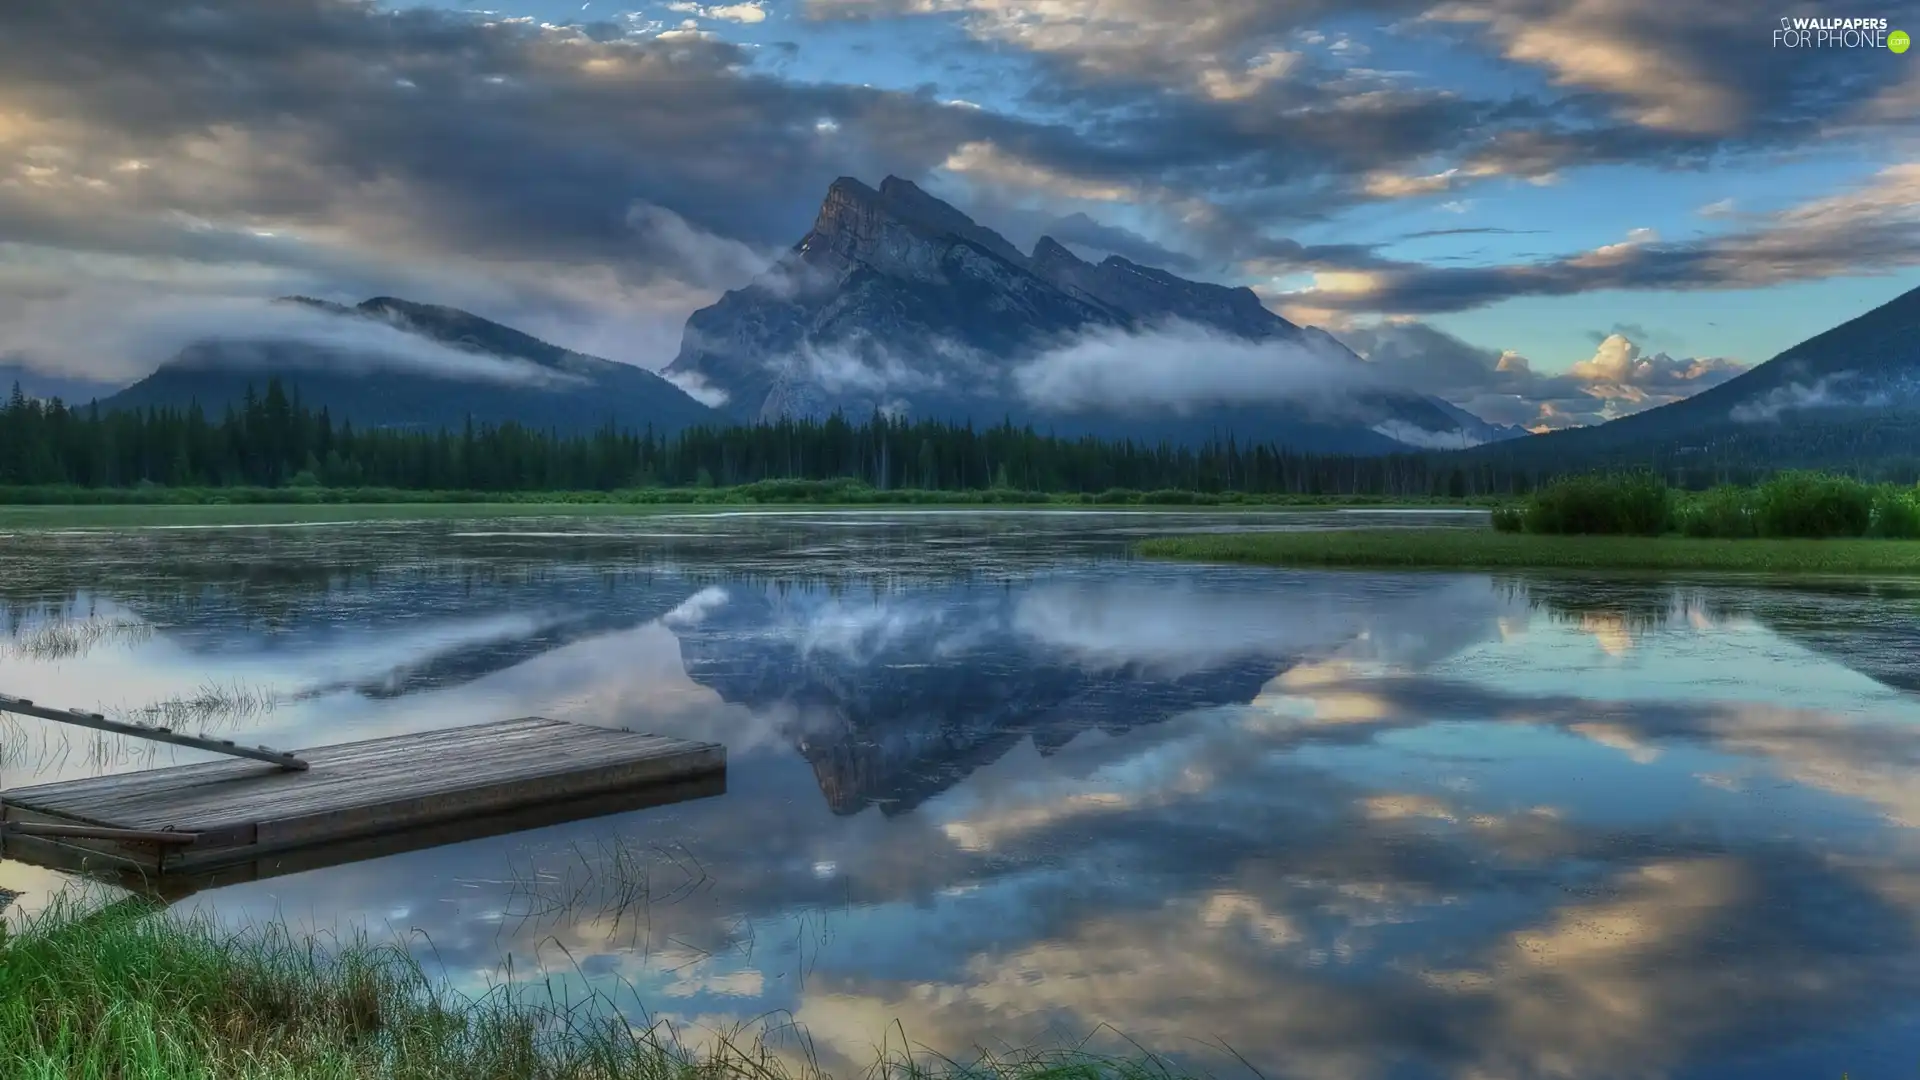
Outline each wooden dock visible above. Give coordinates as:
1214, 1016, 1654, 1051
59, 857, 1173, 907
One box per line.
0, 717, 726, 877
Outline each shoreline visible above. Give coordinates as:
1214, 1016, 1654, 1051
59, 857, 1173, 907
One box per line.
0, 500, 1487, 529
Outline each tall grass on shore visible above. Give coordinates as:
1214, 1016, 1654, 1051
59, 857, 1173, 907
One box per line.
1492, 471, 1920, 539
0, 896, 1201, 1080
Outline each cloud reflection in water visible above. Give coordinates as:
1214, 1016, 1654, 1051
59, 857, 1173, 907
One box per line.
3, 517, 1920, 1078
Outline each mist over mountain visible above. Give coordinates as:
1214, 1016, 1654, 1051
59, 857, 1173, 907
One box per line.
76, 175, 1910, 465
0, 361, 123, 405
663, 176, 1524, 453
97, 297, 721, 436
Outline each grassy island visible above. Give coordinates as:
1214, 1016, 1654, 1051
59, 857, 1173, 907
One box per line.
1139, 471, 1920, 575
1137, 529, 1920, 575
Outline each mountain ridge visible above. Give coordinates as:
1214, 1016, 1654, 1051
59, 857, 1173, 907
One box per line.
666, 174, 1521, 452
96, 296, 722, 436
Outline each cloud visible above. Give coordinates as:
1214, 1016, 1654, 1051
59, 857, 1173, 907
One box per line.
666, 1, 771, 22
1275, 165, 1920, 315
661, 368, 733, 408
1011, 319, 1377, 415
3, 0, 1916, 395
0, 293, 587, 387
0, 0, 1075, 372
1337, 321, 1747, 430
624, 201, 781, 292
1584, 321, 1658, 345
810, 0, 1917, 193
1728, 374, 1877, 423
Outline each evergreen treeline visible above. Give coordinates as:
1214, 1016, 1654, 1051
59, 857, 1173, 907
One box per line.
0, 379, 1509, 497
6, 378, 1918, 498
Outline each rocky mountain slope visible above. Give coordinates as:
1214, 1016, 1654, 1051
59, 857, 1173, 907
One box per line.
99, 297, 721, 435
665, 176, 1522, 453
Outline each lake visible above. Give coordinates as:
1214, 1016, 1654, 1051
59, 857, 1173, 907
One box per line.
4, 508, 1920, 1079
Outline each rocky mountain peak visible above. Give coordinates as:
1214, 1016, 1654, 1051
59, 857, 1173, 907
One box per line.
802, 174, 1029, 276
663, 173, 1520, 451
1030, 235, 1084, 269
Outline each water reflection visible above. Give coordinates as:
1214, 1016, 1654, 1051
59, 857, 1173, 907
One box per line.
2, 512, 1920, 1078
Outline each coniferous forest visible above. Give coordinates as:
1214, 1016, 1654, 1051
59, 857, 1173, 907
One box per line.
3, 378, 1919, 500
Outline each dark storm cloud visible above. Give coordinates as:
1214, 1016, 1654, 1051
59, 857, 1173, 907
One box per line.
0, 0, 1090, 276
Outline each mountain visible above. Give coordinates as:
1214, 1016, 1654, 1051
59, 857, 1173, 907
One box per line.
664, 175, 1521, 453
98, 297, 721, 435
1465, 284, 1920, 470
0, 361, 124, 405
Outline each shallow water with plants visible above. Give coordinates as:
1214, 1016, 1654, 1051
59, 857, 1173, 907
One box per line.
4, 508, 1920, 1079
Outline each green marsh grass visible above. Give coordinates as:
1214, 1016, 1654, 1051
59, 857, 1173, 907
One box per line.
0, 481, 1489, 529
1143, 471, 1920, 574
1498, 470, 1920, 540
0, 895, 1206, 1080
1137, 529, 1920, 575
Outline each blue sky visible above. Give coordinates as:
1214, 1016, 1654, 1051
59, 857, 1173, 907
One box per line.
2, 0, 1917, 428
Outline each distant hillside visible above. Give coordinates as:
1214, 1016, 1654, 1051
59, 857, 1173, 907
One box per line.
98, 297, 721, 436
0, 362, 123, 405
1465, 283, 1920, 472
664, 175, 1524, 453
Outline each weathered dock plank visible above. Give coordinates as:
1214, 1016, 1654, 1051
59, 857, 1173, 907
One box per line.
2, 772, 727, 901
1, 717, 725, 874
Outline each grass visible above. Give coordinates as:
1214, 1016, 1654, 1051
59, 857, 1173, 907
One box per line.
0, 896, 1203, 1080
0, 498, 1476, 530
1492, 470, 1920, 540
1137, 529, 1920, 575
0, 480, 1490, 529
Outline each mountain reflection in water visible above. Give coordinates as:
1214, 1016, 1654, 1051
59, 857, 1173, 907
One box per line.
2, 512, 1919, 1080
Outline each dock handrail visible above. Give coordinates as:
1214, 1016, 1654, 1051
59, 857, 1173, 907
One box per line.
0, 694, 308, 771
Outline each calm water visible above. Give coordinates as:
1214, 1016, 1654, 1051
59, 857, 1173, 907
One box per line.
5, 509, 1920, 1079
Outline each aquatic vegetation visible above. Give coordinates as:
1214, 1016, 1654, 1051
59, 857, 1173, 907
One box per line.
0, 895, 1205, 1080
497, 838, 712, 946
0, 680, 283, 774
109, 679, 282, 730
1, 615, 153, 661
